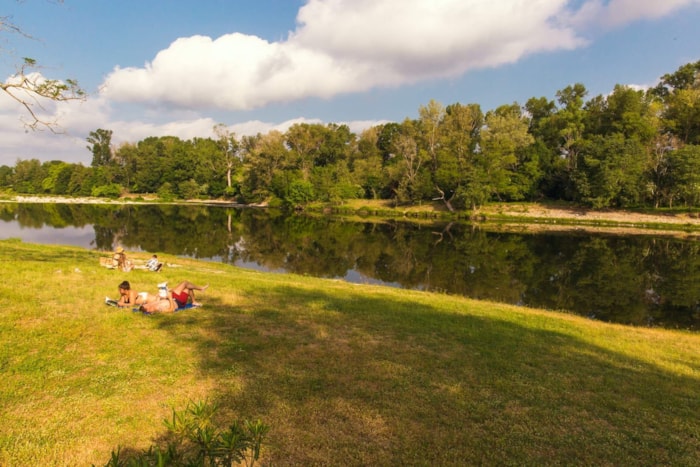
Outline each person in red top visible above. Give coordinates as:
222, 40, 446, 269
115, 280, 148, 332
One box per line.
166, 280, 209, 308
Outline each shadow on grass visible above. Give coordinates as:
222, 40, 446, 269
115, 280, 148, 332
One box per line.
138, 283, 700, 465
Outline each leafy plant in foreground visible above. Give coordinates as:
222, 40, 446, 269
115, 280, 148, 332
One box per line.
99, 400, 269, 467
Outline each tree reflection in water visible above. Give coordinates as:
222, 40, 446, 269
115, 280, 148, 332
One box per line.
1, 202, 699, 330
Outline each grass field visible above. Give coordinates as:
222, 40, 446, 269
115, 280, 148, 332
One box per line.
1, 239, 700, 465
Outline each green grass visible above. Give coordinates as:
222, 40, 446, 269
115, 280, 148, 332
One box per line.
2, 239, 700, 465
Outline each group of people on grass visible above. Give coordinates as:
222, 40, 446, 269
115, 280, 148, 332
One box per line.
104, 246, 207, 313
112, 280, 209, 313
107, 247, 163, 273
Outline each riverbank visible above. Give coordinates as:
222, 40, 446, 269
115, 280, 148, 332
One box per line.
2, 240, 700, 465
318, 199, 700, 235
5, 194, 700, 233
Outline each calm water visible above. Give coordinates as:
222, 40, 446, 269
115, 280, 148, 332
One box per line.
2, 202, 700, 329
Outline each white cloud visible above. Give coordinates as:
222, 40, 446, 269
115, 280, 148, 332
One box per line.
566, 0, 700, 29
101, 0, 700, 113
102, 0, 588, 111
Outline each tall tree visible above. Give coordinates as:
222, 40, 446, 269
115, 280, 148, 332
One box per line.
213, 124, 241, 195
433, 102, 482, 211
652, 60, 700, 97
86, 129, 113, 167
241, 131, 289, 202
418, 99, 446, 172
599, 85, 656, 142
12, 158, 45, 193
667, 145, 700, 207
389, 120, 426, 204
285, 123, 325, 179
574, 134, 647, 208
525, 96, 567, 199
555, 83, 588, 170
352, 126, 387, 199
664, 88, 700, 145
112, 142, 138, 191
479, 103, 535, 201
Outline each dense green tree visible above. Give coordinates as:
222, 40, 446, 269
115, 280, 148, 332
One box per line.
555, 83, 588, 170
0, 165, 13, 188
652, 60, 700, 97
664, 88, 700, 145
525, 96, 558, 146
312, 159, 361, 203
130, 137, 172, 193
191, 137, 225, 197
315, 123, 354, 167
666, 145, 700, 207
602, 85, 656, 142
479, 103, 535, 201
112, 142, 139, 192
376, 122, 402, 162
653, 61, 700, 145
41, 161, 73, 194
86, 129, 113, 167
574, 134, 647, 208
54, 164, 77, 195
387, 119, 428, 204
525, 97, 568, 199
67, 164, 94, 196
13, 159, 45, 193
285, 123, 326, 179
433, 102, 482, 210
241, 131, 289, 203
352, 126, 387, 199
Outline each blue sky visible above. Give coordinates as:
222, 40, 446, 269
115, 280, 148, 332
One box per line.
1, 0, 699, 164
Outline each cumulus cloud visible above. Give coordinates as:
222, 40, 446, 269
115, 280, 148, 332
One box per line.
100, 0, 699, 112
102, 0, 583, 110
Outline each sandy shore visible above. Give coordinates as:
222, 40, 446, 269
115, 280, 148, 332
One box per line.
480, 203, 700, 226
5, 195, 700, 233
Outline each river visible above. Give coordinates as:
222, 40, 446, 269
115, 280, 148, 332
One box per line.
1, 202, 699, 329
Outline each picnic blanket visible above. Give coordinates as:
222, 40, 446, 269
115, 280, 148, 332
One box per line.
105, 298, 201, 314
133, 303, 202, 315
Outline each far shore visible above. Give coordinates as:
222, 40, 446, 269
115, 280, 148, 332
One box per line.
4, 194, 700, 233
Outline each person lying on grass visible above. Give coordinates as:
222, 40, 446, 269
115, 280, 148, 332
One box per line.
138, 280, 208, 313
138, 293, 177, 313
115, 280, 152, 308
164, 280, 209, 308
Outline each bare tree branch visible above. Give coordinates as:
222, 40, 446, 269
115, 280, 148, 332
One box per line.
1, 1, 84, 132
1, 59, 85, 132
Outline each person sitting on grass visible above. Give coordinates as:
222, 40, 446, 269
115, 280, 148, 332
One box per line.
112, 247, 133, 272
164, 280, 209, 308
145, 254, 163, 272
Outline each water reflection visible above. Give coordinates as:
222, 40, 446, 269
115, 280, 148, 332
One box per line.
1, 202, 699, 329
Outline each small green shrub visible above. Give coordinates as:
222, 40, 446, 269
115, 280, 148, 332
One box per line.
91, 184, 122, 198
100, 400, 269, 467
157, 182, 175, 201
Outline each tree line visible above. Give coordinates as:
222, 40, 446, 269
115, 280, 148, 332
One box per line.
2, 60, 699, 210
